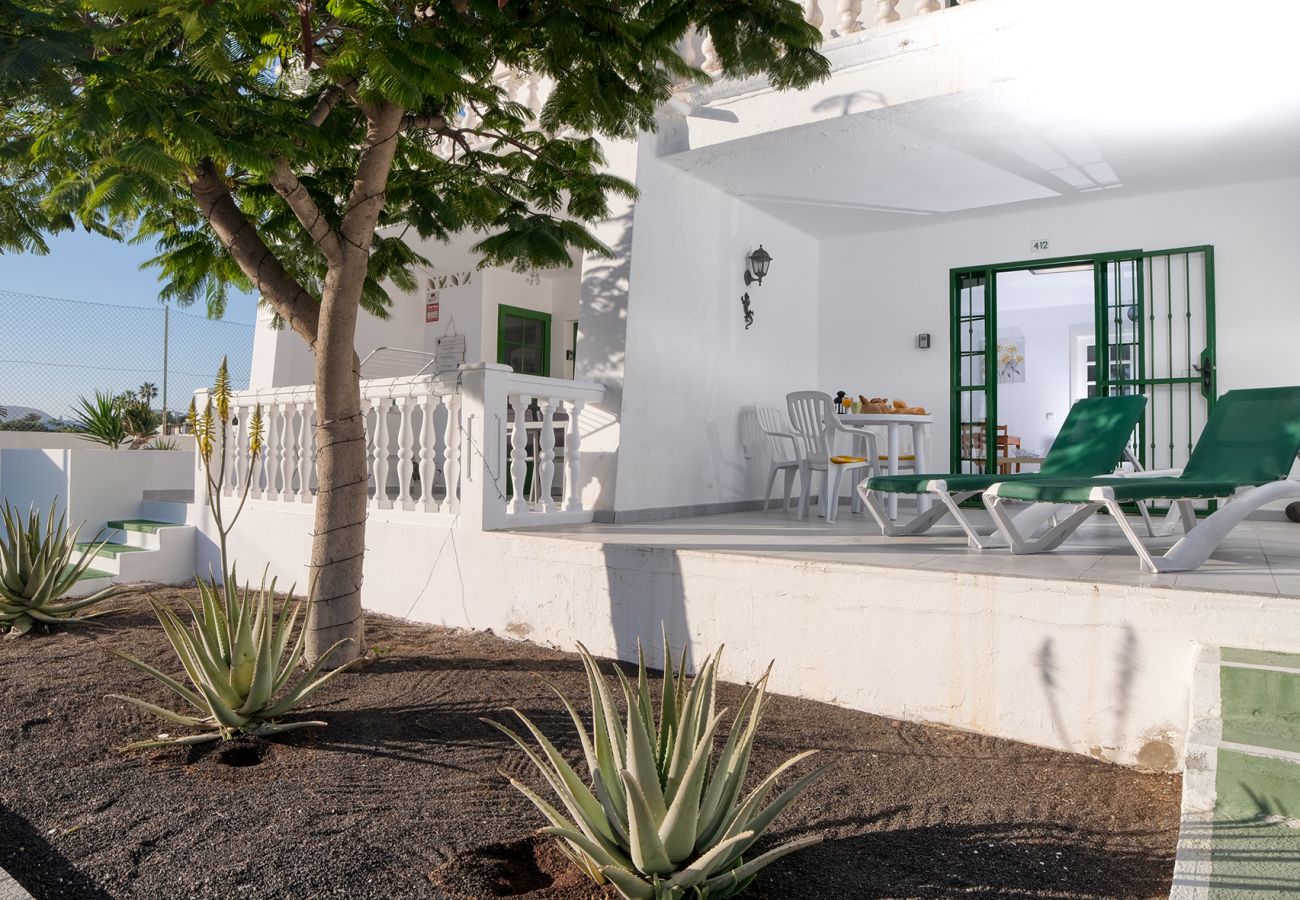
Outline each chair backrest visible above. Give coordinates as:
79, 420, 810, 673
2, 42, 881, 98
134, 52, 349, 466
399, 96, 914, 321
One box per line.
786, 391, 835, 463
1180, 386, 1300, 485
1038, 394, 1148, 476
755, 404, 800, 464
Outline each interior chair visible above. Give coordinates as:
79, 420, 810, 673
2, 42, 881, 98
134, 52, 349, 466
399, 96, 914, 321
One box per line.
786, 391, 878, 523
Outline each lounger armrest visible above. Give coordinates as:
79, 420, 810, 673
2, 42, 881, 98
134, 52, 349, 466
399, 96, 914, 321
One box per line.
1114, 467, 1182, 478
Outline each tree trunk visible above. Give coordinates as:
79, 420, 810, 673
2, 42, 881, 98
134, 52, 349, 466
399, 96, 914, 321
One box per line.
306, 263, 370, 665
303, 103, 406, 666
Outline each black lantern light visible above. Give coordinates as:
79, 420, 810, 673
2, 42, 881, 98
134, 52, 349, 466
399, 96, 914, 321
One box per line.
744, 245, 773, 287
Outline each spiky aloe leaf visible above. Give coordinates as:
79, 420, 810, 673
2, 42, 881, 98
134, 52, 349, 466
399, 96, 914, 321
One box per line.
702, 835, 824, 897
495, 633, 826, 899
0, 501, 118, 636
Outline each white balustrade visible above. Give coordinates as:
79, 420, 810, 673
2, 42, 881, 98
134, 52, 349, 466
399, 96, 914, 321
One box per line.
203, 365, 603, 530
837, 0, 863, 35
805, 1, 825, 34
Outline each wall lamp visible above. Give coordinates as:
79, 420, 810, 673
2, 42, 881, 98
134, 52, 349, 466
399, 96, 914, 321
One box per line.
741, 245, 773, 330
744, 245, 773, 287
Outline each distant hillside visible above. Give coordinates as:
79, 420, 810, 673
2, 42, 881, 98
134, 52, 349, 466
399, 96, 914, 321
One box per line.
0, 405, 57, 425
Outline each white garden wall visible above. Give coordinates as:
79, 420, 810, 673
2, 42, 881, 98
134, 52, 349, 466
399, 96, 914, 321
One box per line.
0, 447, 193, 536
197, 500, 1300, 772
816, 175, 1300, 470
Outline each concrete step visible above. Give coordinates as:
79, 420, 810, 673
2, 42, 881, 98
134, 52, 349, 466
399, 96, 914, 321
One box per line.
140, 499, 191, 525
1219, 664, 1300, 756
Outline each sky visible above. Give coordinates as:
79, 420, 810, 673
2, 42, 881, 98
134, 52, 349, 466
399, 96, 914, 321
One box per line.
0, 230, 259, 421
0, 229, 259, 324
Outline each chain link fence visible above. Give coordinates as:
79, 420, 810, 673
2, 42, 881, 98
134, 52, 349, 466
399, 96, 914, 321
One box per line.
0, 289, 254, 430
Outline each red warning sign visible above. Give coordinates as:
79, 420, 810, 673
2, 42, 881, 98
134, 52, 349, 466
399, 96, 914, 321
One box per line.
425, 302, 439, 323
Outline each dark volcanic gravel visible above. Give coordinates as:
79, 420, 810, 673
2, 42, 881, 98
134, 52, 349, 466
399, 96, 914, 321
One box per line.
0, 585, 1181, 899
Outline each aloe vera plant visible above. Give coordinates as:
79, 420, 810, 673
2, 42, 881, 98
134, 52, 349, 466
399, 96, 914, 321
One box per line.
111, 359, 356, 749
109, 573, 356, 749
0, 501, 118, 637
488, 635, 830, 899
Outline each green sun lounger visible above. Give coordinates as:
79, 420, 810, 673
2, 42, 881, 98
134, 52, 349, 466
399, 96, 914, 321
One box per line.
857, 394, 1148, 548
983, 386, 1300, 572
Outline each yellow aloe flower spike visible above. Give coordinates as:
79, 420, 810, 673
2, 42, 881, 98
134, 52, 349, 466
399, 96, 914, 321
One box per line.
186, 398, 197, 433
197, 401, 215, 460
248, 404, 264, 458
214, 356, 231, 422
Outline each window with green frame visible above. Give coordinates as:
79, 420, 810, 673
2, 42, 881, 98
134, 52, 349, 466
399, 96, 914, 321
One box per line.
497, 304, 551, 377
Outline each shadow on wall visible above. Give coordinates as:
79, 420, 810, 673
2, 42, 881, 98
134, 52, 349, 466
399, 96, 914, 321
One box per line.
577, 210, 633, 515
602, 542, 691, 677
1037, 623, 1143, 764
811, 88, 889, 119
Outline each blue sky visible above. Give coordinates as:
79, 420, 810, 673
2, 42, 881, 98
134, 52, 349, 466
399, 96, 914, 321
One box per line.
0, 229, 258, 324
0, 230, 259, 420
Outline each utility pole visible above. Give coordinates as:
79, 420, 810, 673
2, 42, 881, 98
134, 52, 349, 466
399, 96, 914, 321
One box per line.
161, 304, 170, 435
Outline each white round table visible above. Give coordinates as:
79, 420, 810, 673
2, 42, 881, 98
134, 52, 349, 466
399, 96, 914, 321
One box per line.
838, 412, 934, 520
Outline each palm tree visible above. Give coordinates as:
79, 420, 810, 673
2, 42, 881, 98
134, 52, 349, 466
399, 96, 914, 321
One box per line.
0, 406, 7, 421
138, 382, 158, 404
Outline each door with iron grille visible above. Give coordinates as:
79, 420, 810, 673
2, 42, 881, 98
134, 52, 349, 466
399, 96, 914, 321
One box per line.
1097, 246, 1216, 479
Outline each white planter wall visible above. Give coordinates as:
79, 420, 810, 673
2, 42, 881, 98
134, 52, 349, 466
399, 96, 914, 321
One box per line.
0, 447, 194, 537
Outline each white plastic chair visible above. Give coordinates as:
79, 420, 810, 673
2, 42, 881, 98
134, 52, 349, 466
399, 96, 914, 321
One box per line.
755, 405, 802, 511
786, 391, 878, 523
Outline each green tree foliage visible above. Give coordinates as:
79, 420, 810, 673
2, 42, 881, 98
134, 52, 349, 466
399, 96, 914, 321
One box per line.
1, 0, 828, 661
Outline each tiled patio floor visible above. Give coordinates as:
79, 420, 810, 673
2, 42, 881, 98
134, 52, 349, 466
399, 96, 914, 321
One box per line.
528, 506, 1300, 598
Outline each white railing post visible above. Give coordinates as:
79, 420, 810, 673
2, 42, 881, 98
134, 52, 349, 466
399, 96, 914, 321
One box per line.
804, 1, 825, 34
418, 394, 436, 512
295, 400, 311, 502
194, 389, 211, 503
456, 363, 511, 530
441, 392, 461, 515
701, 32, 722, 77
914, 0, 941, 14
507, 394, 529, 515
396, 397, 414, 508
874, 0, 900, 24
837, 0, 863, 35
563, 400, 585, 512
537, 397, 557, 514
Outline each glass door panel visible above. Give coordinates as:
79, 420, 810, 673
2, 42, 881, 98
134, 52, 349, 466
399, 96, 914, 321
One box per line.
951, 270, 995, 474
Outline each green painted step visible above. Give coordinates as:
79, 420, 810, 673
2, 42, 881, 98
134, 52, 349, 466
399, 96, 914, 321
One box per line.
106, 519, 177, 534
1210, 749, 1300, 897
1221, 657, 1300, 756
1222, 647, 1300, 671
73, 541, 148, 559
58, 564, 112, 581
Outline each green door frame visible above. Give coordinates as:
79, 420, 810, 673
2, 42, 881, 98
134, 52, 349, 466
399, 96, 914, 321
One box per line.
948, 250, 1142, 473
497, 304, 552, 377
949, 246, 1216, 474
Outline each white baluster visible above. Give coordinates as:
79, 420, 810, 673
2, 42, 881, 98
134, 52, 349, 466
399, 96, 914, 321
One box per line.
419, 394, 437, 512
701, 31, 722, 77
277, 402, 292, 500
220, 408, 235, 496
442, 393, 461, 514
507, 396, 529, 514
563, 400, 584, 512
296, 400, 311, 501
677, 28, 701, 68
914, 0, 941, 14
804, 1, 824, 33
250, 402, 266, 499
874, 0, 900, 24
264, 403, 279, 498
396, 397, 414, 508
232, 402, 248, 496
372, 397, 392, 509
837, 0, 863, 34
536, 398, 556, 514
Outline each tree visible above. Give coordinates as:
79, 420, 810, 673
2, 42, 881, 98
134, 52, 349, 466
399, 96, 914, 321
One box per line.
1, 0, 827, 664
138, 382, 158, 404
